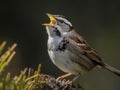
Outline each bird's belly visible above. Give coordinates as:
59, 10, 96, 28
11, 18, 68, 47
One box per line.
48, 50, 89, 75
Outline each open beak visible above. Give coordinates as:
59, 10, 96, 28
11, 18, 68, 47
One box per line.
42, 13, 57, 27
42, 23, 54, 27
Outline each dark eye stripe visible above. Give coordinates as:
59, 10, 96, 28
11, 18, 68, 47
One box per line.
59, 20, 64, 23
59, 20, 73, 28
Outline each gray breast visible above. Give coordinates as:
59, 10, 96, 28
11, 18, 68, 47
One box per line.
48, 37, 69, 51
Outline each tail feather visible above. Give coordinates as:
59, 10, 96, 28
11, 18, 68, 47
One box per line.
103, 63, 120, 76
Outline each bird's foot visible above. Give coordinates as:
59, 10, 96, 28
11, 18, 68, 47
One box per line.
56, 73, 72, 81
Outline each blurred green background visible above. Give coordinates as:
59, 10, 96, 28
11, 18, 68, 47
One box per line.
0, 0, 120, 90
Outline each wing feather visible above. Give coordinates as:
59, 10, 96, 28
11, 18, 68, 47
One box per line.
66, 34, 103, 67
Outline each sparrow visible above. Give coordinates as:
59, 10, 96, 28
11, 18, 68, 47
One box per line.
42, 13, 120, 81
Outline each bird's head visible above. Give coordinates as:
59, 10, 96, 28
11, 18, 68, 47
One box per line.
43, 13, 73, 33
52, 14, 73, 32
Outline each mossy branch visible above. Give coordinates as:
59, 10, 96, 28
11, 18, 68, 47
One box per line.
0, 43, 17, 75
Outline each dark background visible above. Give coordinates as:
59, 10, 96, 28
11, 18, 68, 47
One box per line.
0, 0, 120, 90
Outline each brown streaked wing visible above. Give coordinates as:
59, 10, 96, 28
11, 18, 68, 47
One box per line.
68, 34, 90, 50
67, 35, 103, 66
66, 38, 95, 70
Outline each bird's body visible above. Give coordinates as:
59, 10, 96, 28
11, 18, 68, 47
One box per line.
47, 29, 99, 75
48, 35, 86, 75
43, 13, 120, 80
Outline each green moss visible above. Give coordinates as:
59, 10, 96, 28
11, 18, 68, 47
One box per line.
0, 42, 45, 90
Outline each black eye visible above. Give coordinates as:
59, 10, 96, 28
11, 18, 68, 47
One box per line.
59, 20, 64, 23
